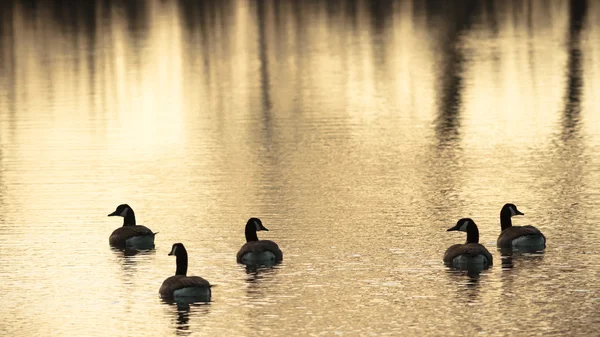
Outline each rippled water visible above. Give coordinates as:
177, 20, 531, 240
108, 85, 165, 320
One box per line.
1, 0, 599, 336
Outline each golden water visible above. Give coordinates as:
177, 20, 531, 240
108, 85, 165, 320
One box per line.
0, 1, 599, 336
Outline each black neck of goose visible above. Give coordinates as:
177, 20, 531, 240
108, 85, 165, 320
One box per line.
500, 212, 512, 231
245, 223, 259, 242
123, 210, 136, 227
175, 250, 188, 276
466, 225, 479, 244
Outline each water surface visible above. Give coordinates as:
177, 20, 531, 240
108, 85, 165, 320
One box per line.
1, 0, 599, 336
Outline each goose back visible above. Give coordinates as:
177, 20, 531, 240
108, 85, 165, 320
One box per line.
497, 225, 546, 248
236, 240, 283, 264
109, 225, 155, 248
159, 275, 211, 299
444, 243, 493, 266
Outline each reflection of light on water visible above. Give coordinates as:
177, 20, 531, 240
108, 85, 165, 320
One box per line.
106, 0, 186, 155
461, 2, 570, 149
0, 0, 599, 336
0, 1, 187, 161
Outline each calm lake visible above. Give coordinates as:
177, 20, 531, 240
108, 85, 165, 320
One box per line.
1, 0, 599, 336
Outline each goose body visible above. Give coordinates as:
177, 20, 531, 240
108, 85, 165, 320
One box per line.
497, 203, 546, 249
444, 218, 493, 269
236, 218, 283, 265
159, 243, 211, 301
108, 204, 156, 249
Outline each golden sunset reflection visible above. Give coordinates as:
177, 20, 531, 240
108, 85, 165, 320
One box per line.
1, 0, 600, 336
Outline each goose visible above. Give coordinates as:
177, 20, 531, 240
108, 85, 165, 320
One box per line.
236, 218, 283, 265
159, 243, 211, 301
107, 204, 156, 249
444, 218, 493, 269
497, 203, 546, 249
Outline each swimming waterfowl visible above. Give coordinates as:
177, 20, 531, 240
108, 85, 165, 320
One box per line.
107, 204, 156, 249
444, 218, 493, 269
497, 203, 546, 249
236, 218, 283, 265
159, 243, 211, 301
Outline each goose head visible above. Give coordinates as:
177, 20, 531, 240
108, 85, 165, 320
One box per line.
108, 204, 132, 217
447, 218, 476, 233
501, 203, 524, 218
168, 243, 187, 257
244, 218, 269, 242
447, 218, 480, 244
168, 243, 188, 276
247, 218, 269, 232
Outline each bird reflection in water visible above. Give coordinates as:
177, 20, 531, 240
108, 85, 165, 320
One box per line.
175, 304, 191, 337
111, 246, 156, 257
111, 247, 156, 275
446, 268, 483, 305
499, 247, 545, 270
446, 266, 485, 281
164, 302, 211, 337
243, 264, 280, 301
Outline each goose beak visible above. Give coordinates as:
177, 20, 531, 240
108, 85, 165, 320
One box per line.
516, 210, 524, 216
262, 226, 269, 231
168, 251, 174, 256
107, 211, 119, 217
447, 225, 459, 232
